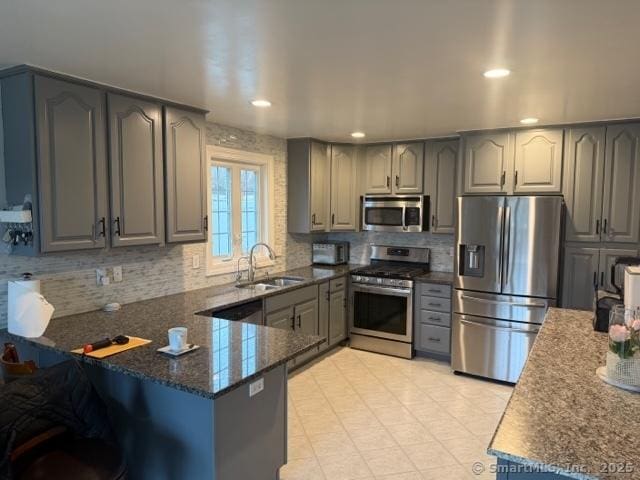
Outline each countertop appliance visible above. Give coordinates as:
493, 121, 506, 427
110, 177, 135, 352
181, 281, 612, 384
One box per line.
350, 245, 430, 359
594, 256, 640, 332
452, 196, 563, 383
312, 241, 349, 265
211, 300, 263, 325
362, 196, 428, 233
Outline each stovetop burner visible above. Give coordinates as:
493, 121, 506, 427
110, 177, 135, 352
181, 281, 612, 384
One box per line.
351, 263, 430, 280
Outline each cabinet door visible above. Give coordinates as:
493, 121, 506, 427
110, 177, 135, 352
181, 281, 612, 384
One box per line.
310, 141, 330, 231
425, 140, 458, 234
513, 129, 564, 193
329, 289, 347, 345
35, 76, 108, 252
318, 282, 330, 350
108, 94, 164, 247
561, 246, 599, 310
393, 142, 424, 194
266, 306, 294, 331
295, 298, 319, 336
563, 127, 606, 243
364, 144, 393, 194
330, 145, 357, 231
602, 124, 640, 244
462, 133, 511, 194
598, 247, 639, 293
164, 107, 207, 243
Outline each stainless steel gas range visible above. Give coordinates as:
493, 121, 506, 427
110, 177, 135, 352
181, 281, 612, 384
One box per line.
350, 245, 430, 359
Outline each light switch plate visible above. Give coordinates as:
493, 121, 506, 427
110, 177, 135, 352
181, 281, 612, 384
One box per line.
192, 254, 200, 269
113, 266, 123, 282
249, 378, 264, 397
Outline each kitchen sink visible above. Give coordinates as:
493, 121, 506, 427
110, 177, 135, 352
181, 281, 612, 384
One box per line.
236, 276, 306, 290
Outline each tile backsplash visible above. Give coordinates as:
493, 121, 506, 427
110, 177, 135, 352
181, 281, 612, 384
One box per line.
0, 122, 311, 328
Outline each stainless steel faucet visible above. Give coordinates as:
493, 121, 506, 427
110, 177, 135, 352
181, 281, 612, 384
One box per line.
247, 242, 277, 282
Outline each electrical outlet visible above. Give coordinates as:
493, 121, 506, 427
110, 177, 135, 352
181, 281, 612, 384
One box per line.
192, 254, 200, 269
113, 266, 123, 283
249, 378, 264, 397
96, 268, 108, 286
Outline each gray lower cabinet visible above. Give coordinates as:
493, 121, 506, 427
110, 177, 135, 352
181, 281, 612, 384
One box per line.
266, 306, 294, 331
364, 144, 393, 194
330, 144, 358, 231
164, 107, 208, 243
319, 277, 348, 349
563, 127, 606, 243
287, 139, 330, 233
561, 246, 599, 310
34, 75, 109, 252
107, 93, 164, 247
513, 128, 564, 194
415, 282, 452, 356
462, 132, 512, 194
425, 139, 458, 233
601, 123, 640, 244
393, 142, 424, 194
318, 282, 330, 350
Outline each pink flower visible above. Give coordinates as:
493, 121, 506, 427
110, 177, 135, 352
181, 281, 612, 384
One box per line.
632, 319, 640, 332
610, 324, 631, 343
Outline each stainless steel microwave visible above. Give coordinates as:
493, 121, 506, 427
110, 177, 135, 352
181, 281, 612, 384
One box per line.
362, 196, 428, 232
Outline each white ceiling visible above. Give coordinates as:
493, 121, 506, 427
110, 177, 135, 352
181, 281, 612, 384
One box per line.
1, 0, 640, 142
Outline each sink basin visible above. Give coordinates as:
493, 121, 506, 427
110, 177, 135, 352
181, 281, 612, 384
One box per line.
235, 276, 306, 290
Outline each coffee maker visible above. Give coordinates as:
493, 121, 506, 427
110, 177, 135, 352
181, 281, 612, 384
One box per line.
594, 257, 640, 331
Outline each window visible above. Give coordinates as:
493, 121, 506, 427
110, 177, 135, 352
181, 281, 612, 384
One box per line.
206, 145, 275, 275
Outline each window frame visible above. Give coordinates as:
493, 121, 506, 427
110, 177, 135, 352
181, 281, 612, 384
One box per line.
205, 145, 275, 277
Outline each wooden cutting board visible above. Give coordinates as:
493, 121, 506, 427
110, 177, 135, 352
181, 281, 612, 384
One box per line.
71, 336, 151, 358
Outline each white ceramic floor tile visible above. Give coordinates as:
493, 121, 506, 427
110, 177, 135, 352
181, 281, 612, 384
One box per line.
317, 452, 373, 480
402, 441, 459, 470
421, 463, 474, 480
347, 426, 398, 452
360, 446, 416, 477
280, 456, 326, 480
289, 434, 316, 460
376, 472, 425, 480
371, 405, 417, 426
386, 422, 435, 446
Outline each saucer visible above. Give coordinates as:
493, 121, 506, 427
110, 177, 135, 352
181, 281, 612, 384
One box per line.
157, 344, 200, 357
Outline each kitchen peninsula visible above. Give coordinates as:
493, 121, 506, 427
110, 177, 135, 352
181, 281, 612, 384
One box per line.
2, 265, 355, 480
489, 308, 640, 480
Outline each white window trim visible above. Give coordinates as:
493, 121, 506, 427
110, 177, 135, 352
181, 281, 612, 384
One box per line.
205, 145, 276, 277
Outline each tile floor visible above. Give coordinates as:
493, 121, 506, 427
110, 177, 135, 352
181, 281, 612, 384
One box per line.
281, 347, 513, 480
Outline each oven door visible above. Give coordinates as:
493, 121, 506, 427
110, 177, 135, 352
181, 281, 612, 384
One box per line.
350, 283, 413, 342
362, 197, 423, 232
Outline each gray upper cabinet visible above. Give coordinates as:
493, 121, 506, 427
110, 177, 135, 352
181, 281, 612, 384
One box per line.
164, 107, 208, 243
462, 133, 512, 194
330, 144, 358, 231
364, 144, 393, 194
563, 127, 606, 243
601, 123, 640, 244
35, 76, 108, 252
287, 139, 330, 233
393, 142, 424, 194
561, 246, 599, 310
513, 129, 563, 193
107, 94, 164, 247
425, 139, 458, 234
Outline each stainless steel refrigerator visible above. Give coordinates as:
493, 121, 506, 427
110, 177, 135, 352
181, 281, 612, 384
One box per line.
452, 195, 563, 383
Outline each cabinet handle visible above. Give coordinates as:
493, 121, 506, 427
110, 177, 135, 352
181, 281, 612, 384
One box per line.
113, 217, 121, 236
297, 315, 301, 328
595, 219, 600, 235
326, 291, 330, 301
312, 213, 316, 225
427, 337, 441, 342
98, 217, 106, 237
291, 316, 295, 330
501, 171, 506, 187
343, 297, 347, 308
429, 317, 441, 322
331, 214, 335, 225
514, 170, 518, 186
204, 215, 209, 232
593, 272, 597, 287
428, 302, 441, 307
395, 175, 400, 187
386, 176, 390, 188
600, 272, 604, 287
603, 218, 608, 234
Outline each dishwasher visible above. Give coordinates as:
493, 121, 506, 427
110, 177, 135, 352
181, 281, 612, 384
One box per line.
211, 300, 263, 325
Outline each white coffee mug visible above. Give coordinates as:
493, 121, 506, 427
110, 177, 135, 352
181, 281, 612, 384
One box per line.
168, 327, 188, 351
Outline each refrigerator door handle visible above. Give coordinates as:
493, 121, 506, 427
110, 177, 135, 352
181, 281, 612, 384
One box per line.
460, 318, 540, 335
460, 294, 547, 309
503, 206, 512, 287
497, 205, 505, 288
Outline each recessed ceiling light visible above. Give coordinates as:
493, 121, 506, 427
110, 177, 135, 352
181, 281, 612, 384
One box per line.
520, 117, 539, 125
483, 68, 511, 79
251, 99, 271, 107
351, 132, 366, 139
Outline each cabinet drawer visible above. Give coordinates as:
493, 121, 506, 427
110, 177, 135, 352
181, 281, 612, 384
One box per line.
420, 296, 451, 313
330, 276, 346, 292
265, 285, 318, 313
419, 310, 451, 327
417, 324, 451, 354
418, 283, 451, 298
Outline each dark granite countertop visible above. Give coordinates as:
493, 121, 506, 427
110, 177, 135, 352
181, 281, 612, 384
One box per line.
414, 271, 454, 284
489, 308, 640, 480
3, 264, 361, 400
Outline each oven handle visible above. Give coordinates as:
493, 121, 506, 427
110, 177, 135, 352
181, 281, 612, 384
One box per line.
352, 283, 412, 297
